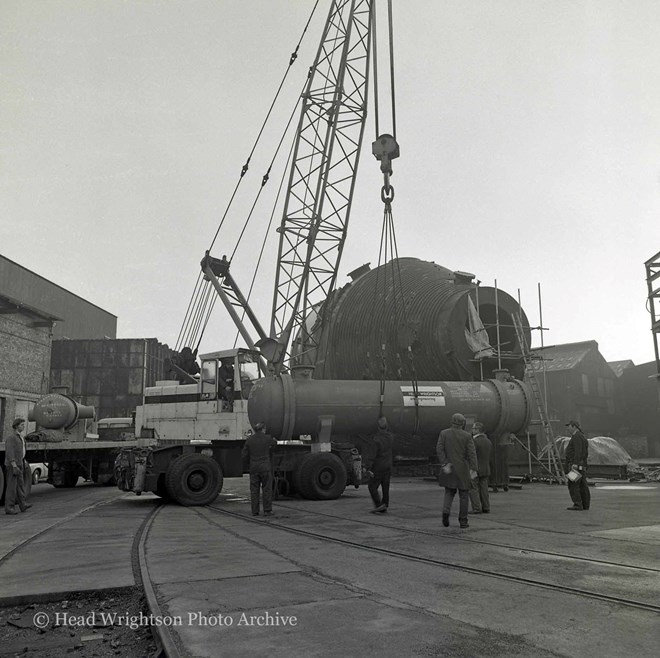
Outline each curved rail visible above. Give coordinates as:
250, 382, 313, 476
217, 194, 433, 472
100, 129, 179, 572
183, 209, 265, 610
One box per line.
132, 503, 182, 658
270, 501, 660, 574
206, 504, 660, 615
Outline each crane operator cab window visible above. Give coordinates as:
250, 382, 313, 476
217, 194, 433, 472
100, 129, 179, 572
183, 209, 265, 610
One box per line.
238, 352, 261, 400
218, 358, 235, 410
200, 361, 217, 400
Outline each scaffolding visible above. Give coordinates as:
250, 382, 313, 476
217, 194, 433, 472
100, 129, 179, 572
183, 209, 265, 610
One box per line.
645, 250, 660, 401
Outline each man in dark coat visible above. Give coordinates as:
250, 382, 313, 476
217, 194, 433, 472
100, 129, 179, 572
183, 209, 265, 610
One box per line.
4, 418, 31, 515
468, 422, 492, 514
437, 413, 478, 528
241, 422, 277, 516
565, 420, 590, 511
364, 416, 394, 513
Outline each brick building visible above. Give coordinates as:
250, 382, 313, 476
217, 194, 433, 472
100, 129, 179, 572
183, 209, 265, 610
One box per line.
0, 254, 117, 439
0, 293, 59, 438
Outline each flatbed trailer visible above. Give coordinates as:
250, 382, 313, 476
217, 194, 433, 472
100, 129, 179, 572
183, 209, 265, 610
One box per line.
0, 438, 158, 502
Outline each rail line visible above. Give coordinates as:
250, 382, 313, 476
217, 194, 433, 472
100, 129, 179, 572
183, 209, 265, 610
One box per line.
206, 504, 660, 615
269, 500, 660, 574
0, 492, 176, 657
132, 502, 182, 658
0, 495, 123, 572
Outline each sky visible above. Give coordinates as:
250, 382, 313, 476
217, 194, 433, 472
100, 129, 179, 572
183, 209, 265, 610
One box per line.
2, 0, 660, 366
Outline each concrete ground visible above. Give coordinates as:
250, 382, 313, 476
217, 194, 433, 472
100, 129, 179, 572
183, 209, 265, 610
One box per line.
147, 477, 660, 658
1, 478, 658, 657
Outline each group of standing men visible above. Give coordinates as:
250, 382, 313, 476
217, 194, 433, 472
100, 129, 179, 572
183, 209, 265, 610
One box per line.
4, 418, 32, 515
436, 413, 491, 528
241, 413, 590, 522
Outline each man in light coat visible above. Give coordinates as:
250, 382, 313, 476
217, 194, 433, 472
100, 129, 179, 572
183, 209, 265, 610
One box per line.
4, 418, 31, 515
437, 413, 477, 528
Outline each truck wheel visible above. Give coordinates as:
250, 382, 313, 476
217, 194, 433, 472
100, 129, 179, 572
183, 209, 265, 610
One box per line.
0, 466, 5, 505
297, 453, 347, 500
165, 454, 223, 506
52, 469, 78, 488
154, 476, 171, 500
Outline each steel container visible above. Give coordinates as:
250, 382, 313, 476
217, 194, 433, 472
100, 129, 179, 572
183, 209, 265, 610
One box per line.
249, 373, 531, 448
297, 257, 530, 381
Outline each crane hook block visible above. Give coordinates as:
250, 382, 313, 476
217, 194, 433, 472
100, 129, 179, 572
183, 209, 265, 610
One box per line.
372, 134, 400, 175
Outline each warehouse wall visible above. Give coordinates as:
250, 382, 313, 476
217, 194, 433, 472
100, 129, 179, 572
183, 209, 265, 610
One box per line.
0, 310, 51, 440
0, 254, 117, 340
50, 338, 174, 422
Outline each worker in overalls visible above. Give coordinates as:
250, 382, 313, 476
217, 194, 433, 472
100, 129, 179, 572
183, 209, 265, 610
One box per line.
241, 422, 277, 516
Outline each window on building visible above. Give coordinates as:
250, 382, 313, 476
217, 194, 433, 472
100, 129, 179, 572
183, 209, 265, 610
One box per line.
581, 374, 589, 396
597, 377, 605, 397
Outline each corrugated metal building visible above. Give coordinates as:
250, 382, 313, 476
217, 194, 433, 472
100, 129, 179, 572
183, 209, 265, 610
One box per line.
0, 255, 117, 340
50, 338, 174, 422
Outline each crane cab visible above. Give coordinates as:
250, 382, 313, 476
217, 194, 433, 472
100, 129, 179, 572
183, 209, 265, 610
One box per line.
135, 348, 263, 444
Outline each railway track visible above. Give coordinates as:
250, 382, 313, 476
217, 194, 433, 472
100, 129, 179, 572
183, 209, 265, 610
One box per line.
270, 500, 660, 574
0, 491, 168, 657
0, 495, 122, 573
205, 503, 660, 616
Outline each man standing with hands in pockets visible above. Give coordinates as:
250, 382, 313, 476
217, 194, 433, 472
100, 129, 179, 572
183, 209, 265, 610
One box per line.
437, 413, 478, 528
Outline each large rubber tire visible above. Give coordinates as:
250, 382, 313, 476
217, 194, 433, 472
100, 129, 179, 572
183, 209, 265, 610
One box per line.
165, 454, 223, 506
154, 476, 171, 500
297, 453, 347, 500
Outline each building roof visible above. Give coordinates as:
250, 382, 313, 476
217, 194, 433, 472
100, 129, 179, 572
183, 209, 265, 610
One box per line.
0, 291, 62, 323
529, 341, 598, 372
607, 359, 635, 378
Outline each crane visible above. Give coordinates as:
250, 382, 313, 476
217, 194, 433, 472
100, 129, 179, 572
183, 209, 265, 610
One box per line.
116, 1, 534, 506
200, 0, 398, 376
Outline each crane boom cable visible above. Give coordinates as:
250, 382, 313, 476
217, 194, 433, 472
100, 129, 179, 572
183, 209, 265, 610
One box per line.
175, 271, 204, 351
174, 0, 321, 356
387, 0, 396, 139
176, 276, 211, 352
229, 62, 313, 261
372, 0, 380, 139
232, 137, 299, 349
208, 0, 322, 253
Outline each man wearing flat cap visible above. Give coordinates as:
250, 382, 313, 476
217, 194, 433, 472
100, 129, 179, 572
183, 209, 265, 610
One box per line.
436, 413, 478, 528
565, 420, 590, 511
4, 418, 32, 515
242, 421, 277, 516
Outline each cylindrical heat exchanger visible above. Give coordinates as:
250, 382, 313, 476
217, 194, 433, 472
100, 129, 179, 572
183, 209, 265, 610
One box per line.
28, 393, 95, 430
248, 373, 531, 446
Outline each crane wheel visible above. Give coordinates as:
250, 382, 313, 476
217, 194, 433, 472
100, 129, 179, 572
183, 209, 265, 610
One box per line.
297, 453, 347, 500
165, 454, 223, 506
154, 475, 171, 500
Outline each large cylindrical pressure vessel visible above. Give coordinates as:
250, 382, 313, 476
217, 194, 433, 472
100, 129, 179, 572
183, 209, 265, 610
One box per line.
296, 257, 530, 382
249, 374, 531, 454
28, 393, 95, 430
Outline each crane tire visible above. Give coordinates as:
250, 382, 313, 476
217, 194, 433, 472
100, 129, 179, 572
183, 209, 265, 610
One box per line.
154, 476, 171, 500
165, 454, 223, 506
297, 452, 347, 500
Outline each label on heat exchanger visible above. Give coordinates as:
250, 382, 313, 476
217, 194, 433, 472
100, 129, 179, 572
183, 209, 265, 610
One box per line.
399, 386, 446, 406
